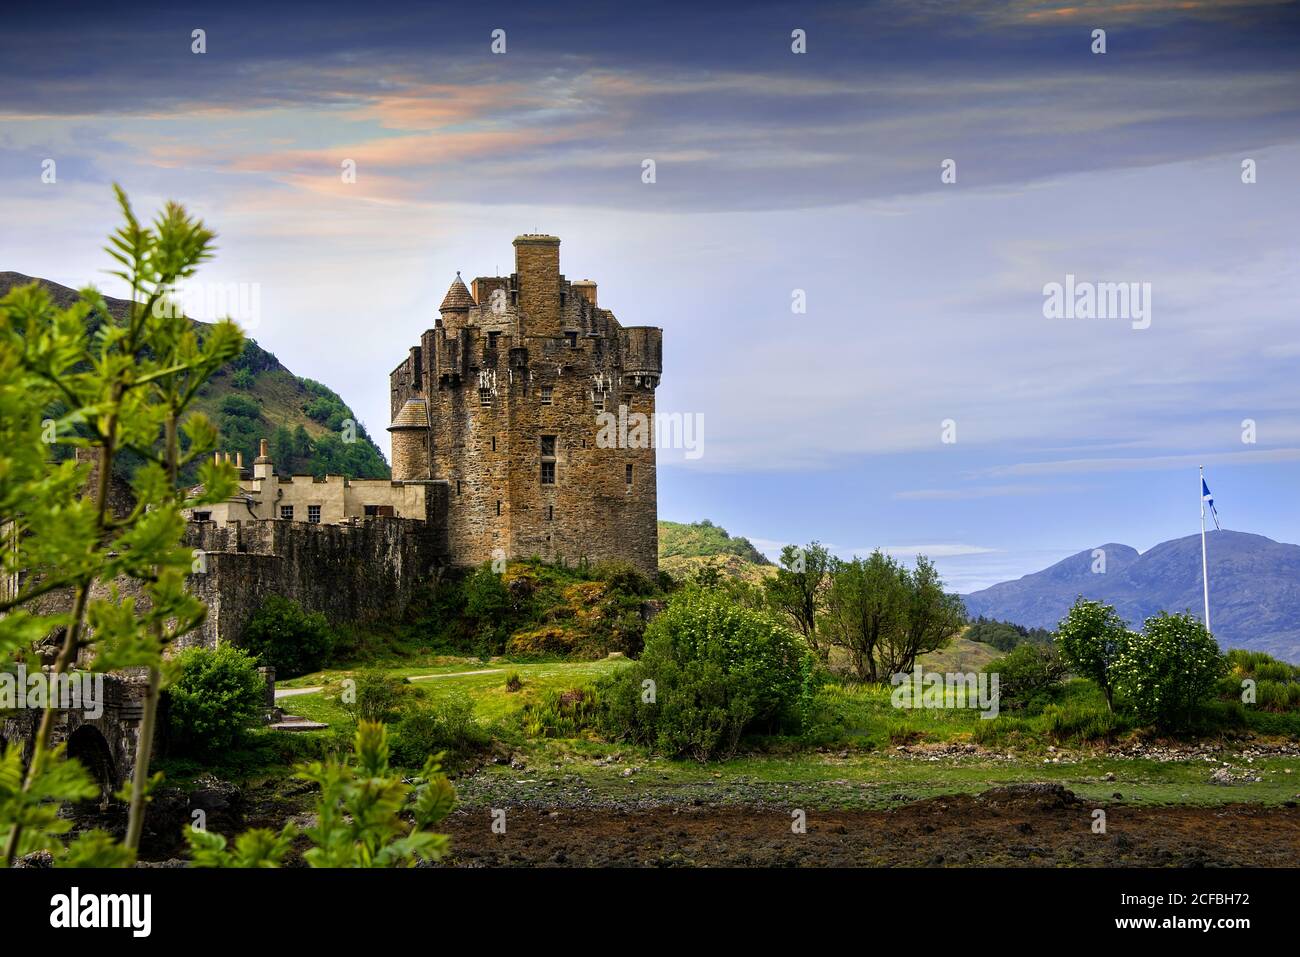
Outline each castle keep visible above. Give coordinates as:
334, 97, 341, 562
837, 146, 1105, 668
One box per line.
388, 234, 663, 574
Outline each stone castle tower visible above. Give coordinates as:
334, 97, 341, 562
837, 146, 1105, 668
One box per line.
388, 235, 663, 573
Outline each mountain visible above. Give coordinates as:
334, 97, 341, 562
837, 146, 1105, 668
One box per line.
962, 530, 1300, 662
658, 520, 774, 583
0, 272, 389, 481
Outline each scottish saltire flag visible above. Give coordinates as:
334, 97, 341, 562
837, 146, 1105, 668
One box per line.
1202, 477, 1221, 531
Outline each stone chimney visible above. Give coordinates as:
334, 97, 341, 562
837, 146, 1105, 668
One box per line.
253, 438, 274, 480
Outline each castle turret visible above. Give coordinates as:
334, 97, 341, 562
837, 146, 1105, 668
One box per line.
388, 397, 431, 480
439, 273, 475, 334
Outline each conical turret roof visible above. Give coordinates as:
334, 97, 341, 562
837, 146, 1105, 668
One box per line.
439, 272, 475, 311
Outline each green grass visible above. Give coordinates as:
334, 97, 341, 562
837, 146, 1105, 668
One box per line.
264, 658, 1300, 811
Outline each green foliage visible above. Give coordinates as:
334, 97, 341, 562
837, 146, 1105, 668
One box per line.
0, 741, 101, 863
764, 542, 832, 661
985, 642, 1068, 711
504, 671, 523, 692
229, 367, 255, 390
239, 595, 334, 679
965, 616, 1052, 652
596, 585, 812, 761
167, 645, 267, 756
0, 186, 244, 864
187, 722, 456, 867
1054, 598, 1134, 710
658, 519, 772, 564
521, 687, 600, 738
344, 670, 409, 724
1112, 612, 1226, 729
390, 693, 489, 770
820, 551, 964, 682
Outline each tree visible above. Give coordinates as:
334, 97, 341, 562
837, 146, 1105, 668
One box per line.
820, 550, 907, 682
883, 556, 965, 675
764, 542, 831, 662
1054, 598, 1133, 711
1111, 611, 1225, 729
240, 595, 333, 678
0, 186, 242, 864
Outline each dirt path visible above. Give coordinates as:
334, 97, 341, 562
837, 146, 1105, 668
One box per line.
441, 785, 1300, 867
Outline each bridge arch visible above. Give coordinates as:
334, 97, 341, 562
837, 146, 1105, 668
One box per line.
66, 725, 117, 802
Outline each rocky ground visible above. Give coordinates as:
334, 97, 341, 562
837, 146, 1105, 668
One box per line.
440, 784, 1300, 867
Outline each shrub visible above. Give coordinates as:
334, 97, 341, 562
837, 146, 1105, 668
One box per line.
390, 694, 489, 770
167, 645, 267, 757
239, 596, 334, 679
596, 586, 812, 761
1054, 598, 1133, 710
1111, 612, 1226, 729
504, 672, 523, 693
521, 687, 600, 738
230, 368, 255, 389
344, 670, 409, 724
1041, 700, 1118, 742
985, 643, 1067, 711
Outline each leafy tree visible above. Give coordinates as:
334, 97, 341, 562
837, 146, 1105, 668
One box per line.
239, 595, 333, 678
1111, 612, 1225, 729
764, 541, 831, 661
1054, 598, 1133, 711
187, 722, 456, 867
0, 186, 241, 864
597, 585, 812, 761
819, 550, 907, 682
166, 645, 266, 756
882, 556, 965, 675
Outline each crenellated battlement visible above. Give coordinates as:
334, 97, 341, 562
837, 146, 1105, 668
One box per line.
388, 234, 662, 573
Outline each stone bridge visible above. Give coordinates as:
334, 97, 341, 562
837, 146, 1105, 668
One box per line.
1, 672, 146, 801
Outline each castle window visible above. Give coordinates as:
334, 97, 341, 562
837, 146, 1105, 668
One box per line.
364, 505, 379, 517
280, 505, 293, 521
456, 480, 463, 496
540, 385, 553, 406
496, 500, 502, 516
192, 511, 211, 523
547, 505, 554, 521
594, 393, 604, 412
566, 332, 577, 348
540, 434, 557, 485
487, 330, 500, 350
491, 436, 497, 452
479, 388, 492, 408
308, 505, 321, 524
626, 464, 634, 485
622, 393, 632, 409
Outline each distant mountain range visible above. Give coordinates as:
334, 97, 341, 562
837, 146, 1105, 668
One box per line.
962, 531, 1300, 662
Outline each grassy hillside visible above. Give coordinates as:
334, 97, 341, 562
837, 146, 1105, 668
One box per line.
658, 519, 775, 582
1, 272, 389, 482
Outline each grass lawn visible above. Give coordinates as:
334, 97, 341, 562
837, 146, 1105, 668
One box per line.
268, 657, 1300, 810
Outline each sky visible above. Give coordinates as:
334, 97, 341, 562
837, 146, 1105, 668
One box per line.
1, 0, 1298, 591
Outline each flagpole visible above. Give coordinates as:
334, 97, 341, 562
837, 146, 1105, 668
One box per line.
1200, 465, 1211, 633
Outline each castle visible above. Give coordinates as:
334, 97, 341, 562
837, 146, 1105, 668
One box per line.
388, 234, 662, 574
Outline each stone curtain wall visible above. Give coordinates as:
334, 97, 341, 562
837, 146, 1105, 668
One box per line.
183, 508, 449, 649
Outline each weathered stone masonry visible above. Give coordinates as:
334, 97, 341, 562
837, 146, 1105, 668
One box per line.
389, 234, 663, 575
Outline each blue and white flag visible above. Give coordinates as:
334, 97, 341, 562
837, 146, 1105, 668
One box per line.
1202, 477, 1221, 531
